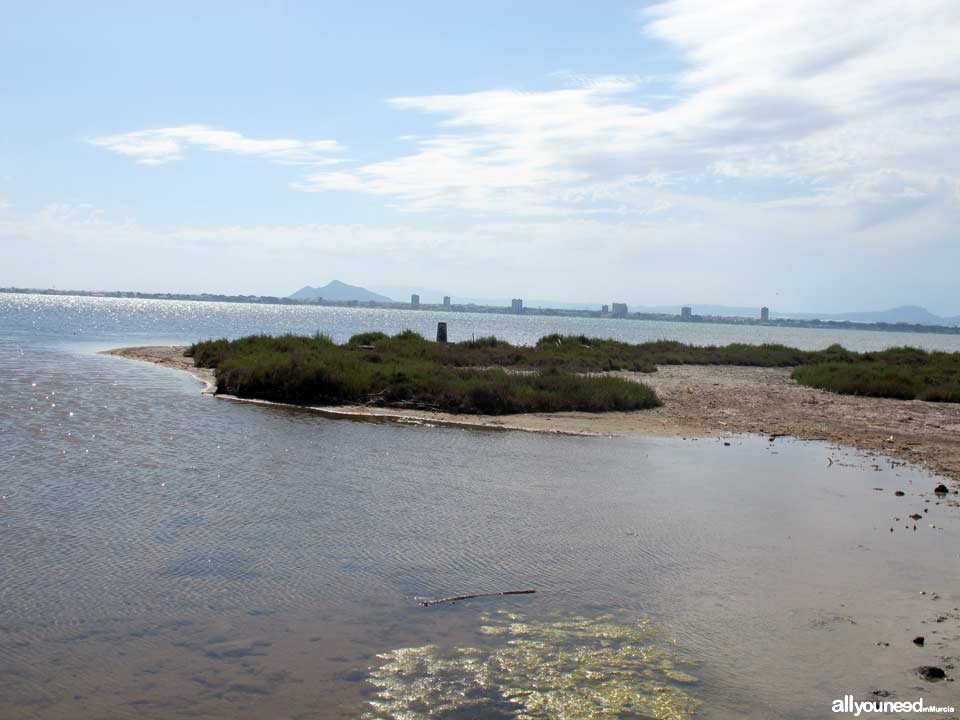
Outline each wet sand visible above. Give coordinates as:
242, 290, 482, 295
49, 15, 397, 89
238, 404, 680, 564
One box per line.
102, 345, 960, 485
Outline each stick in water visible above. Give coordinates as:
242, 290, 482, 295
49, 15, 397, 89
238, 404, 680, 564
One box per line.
418, 589, 536, 607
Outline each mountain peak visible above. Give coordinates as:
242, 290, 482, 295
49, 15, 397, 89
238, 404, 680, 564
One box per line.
288, 281, 393, 303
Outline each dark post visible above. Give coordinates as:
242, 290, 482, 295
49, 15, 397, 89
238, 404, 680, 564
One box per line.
436, 322, 448, 343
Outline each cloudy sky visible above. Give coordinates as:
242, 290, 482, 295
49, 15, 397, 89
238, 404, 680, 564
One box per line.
2, 1, 958, 313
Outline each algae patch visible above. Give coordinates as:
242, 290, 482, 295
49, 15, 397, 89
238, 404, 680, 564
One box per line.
363, 611, 700, 719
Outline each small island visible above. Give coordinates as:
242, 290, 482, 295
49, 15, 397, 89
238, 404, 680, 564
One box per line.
187, 331, 664, 414
103, 332, 960, 483
187, 331, 960, 410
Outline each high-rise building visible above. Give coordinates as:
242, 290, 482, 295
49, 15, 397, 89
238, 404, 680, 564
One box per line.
443, 295, 451, 307
510, 298, 523, 314
611, 303, 628, 317
411, 294, 420, 308
681, 306, 692, 320
760, 306, 770, 321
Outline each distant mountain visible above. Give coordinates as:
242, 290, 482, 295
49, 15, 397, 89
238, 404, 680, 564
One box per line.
777, 305, 957, 325
645, 304, 959, 326
289, 281, 393, 303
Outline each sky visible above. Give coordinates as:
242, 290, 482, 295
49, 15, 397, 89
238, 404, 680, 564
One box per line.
1, 1, 958, 313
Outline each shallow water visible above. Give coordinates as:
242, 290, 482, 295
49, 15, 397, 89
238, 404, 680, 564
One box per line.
1, 296, 959, 719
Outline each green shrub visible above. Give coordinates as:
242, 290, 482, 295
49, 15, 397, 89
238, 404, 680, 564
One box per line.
347, 331, 389, 346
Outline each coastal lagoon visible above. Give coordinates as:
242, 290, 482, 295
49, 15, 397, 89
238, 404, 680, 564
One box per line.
2, 294, 959, 718
6, 292, 960, 353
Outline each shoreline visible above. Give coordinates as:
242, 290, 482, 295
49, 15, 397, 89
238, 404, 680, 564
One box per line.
10, 288, 960, 337
101, 345, 960, 484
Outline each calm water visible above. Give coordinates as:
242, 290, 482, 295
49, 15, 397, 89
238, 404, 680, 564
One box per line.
5, 292, 960, 352
1, 294, 958, 719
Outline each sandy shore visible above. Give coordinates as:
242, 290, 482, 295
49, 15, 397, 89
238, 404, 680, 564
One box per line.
102, 345, 960, 484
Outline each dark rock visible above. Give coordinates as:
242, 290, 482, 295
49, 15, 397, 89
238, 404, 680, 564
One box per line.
895, 491, 905, 497
913, 636, 925, 646
934, 484, 949, 494
337, 668, 367, 682
910, 514, 923, 521
916, 665, 946, 681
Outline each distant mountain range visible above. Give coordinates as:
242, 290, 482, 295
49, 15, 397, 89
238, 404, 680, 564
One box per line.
289, 281, 392, 303
638, 304, 960, 325
289, 282, 959, 326
778, 305, 960, 326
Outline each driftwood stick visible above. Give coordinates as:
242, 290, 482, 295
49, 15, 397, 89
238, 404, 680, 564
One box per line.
418, 589, 536, 607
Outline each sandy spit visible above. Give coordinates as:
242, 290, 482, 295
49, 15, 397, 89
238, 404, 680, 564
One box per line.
101, 345, 960, 484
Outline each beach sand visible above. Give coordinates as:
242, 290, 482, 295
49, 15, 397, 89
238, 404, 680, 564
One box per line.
101, 345, 960, 485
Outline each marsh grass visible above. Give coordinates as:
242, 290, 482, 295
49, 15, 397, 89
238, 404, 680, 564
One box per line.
188, 332, 960, 411
791, 347, 960, 402
187, 332, 661, 414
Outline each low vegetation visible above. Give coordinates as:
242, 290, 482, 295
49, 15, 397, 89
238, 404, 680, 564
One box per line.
187, 332, 960, 413
187, 332, 661, 414
791, 347, 960, 402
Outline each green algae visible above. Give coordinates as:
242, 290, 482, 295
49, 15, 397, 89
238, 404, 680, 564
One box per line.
363, 611, 701, 719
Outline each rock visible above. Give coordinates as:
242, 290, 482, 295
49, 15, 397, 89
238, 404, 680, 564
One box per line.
934, 484, 949, 494
913, 636, 925, 646
910, 513, 923, 521
916, 665, 946, 681
895, 491, 905, 497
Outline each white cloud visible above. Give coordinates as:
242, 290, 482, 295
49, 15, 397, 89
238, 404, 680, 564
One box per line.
86, 3, 960, 223
297, 0, 960, 220
88, 125, 344, 166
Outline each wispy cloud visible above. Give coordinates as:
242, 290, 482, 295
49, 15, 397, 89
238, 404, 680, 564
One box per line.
83, 2, 960, 238
298, 0, 960, 219
88, 125, 345, 166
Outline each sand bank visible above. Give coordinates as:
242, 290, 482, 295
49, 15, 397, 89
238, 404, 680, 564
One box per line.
102, 345, 960, 484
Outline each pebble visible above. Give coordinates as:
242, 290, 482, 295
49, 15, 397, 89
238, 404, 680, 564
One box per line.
916, 666, 946, 681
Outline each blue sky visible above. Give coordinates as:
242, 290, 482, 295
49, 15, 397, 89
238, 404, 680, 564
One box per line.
2, 1, 959, 313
